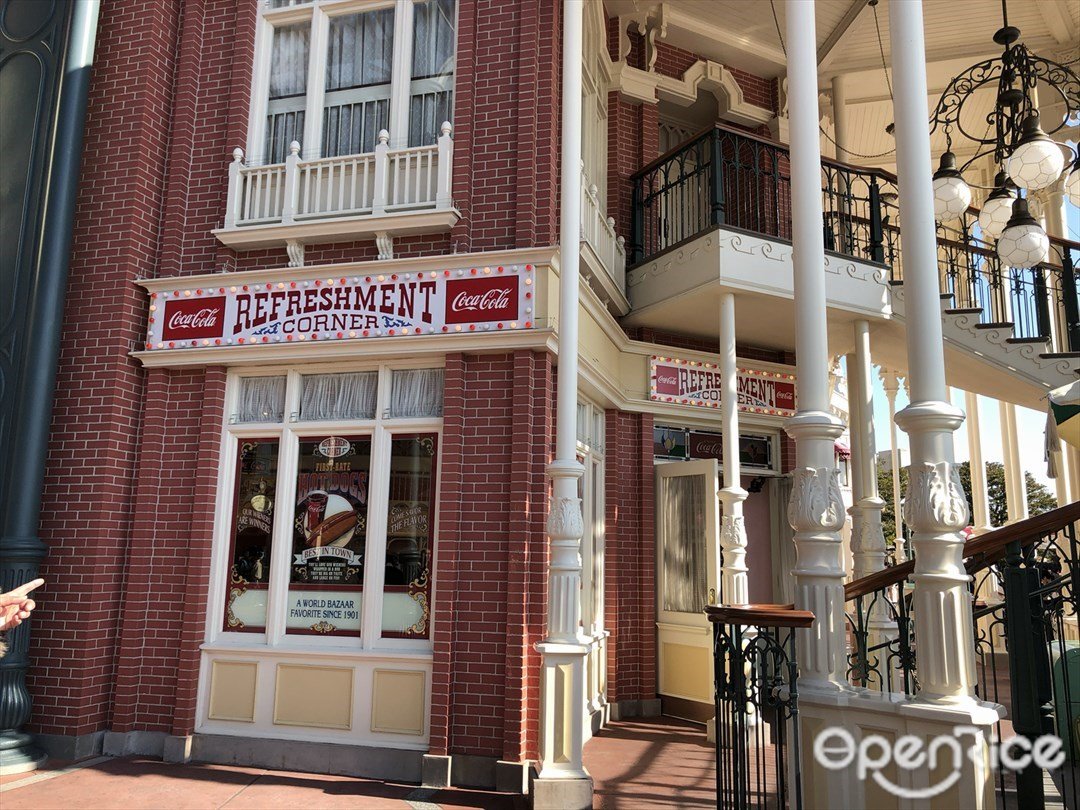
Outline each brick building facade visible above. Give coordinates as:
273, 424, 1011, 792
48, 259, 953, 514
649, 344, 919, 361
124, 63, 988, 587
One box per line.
27, 0, 800, 789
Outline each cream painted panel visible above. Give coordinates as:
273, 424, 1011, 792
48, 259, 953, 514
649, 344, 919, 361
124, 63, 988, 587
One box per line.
578, 302, 621, 379
370, 669, 426, 736
208, 661, 258, 722
659, 641, 712, 703
274, 664, 354, 730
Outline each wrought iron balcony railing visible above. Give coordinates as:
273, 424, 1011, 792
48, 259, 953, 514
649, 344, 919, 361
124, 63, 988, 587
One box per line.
629, 124, 1080, 355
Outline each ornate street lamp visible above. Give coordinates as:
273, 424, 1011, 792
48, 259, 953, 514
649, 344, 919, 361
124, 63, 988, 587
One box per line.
927, 0, 1079, 267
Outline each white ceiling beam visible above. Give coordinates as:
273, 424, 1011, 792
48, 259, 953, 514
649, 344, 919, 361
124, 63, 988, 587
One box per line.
1035, 0, 1078, 45
818, 0, 871, 69
819, 39, 1028, 79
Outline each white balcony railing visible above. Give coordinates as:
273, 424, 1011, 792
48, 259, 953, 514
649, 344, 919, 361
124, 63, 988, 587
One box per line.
224, 122, 454, 230
580, 166, 626, 294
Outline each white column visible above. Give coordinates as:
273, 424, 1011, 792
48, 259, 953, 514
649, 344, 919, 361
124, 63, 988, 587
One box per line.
890, 0, 977, 704
537, 0, 591, 795
879, 370, 906, 558
719, 293, 749, 606
848, 322, 886, 581
999, 401, 1028, 523
964, 391, 992, 532
830, 75, 850, 163
784, 0, 848, 692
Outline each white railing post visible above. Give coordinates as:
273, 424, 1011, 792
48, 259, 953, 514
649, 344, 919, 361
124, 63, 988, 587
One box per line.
436, 122, 453, 209
224, 147, 244, 228
281, 141, 300, 225
373, 129, 390, 215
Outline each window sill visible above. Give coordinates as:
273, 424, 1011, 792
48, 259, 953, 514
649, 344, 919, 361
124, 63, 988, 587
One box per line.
201, 639, 434, 661
213, 207, 461, 251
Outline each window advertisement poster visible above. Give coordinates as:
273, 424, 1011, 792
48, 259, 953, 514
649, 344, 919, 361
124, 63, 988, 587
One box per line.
287, 435, 371, 635
381, 434, 438, 639
224, 439, 279, 632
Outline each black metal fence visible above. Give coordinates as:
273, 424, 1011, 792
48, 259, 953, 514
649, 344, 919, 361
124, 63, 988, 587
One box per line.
629, 124, 1080, 355
707, 604, 815, 810
845, 503, 1080, 809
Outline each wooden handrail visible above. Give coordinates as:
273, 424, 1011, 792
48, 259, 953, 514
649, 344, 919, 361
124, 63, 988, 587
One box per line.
844, 501, 1080, 601
705, 603, 816, 628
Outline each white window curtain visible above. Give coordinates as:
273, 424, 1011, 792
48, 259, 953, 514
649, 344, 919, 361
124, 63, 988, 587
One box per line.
300, 372, 378, 420
236, 376, 287, 423
322, 9, 394, 157
662, 474, 707, 613
390, 368, 444, 418
265, 22, 310, 164
409, 0, 455, 147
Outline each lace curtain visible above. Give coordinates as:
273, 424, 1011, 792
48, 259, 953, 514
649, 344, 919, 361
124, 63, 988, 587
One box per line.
300, 372, 378, 420
661, 473, 707, 613
409, 0, 455, 146
269, 23, 309, 99
236, 377, 287, 423
390, 369, 444, 418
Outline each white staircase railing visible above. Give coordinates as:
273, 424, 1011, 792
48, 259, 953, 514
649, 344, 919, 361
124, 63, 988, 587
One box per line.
224, 122, 454, 229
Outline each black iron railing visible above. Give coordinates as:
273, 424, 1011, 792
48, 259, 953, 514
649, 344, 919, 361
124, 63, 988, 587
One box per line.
629, 124, 1080, 355
707, 603, 815, 810
845, 502, 1080, 808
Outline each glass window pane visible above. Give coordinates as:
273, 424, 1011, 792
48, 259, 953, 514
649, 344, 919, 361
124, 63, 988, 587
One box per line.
382, 434, 438, 638
300, 372, 378, 421
390, 368, 444, 418
322, 9, 394, 157
224, 439, 279, 632
661, 474, 707, 613
236, 376, 286, 423
409, 0, 455, 146
288, 435, 371, 637
265, 22, 310, 164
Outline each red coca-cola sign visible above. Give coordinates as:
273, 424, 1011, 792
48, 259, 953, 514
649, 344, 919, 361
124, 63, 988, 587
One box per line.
444, 277, 519, 324
689, 432, 724, 461
161, 297, 226, 340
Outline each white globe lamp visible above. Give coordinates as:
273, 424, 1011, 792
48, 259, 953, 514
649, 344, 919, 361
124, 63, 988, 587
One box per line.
1067, 156, 1080, 208
996, 197, 1050, 269
1005, 114, 1066, 192
932, 151, 973, 223
977, 171, 1017, 241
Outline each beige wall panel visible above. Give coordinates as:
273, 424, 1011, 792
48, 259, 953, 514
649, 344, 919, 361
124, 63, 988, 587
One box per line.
274, 664, 353, 730
208, 660, 258, 722
370, 669, 426, 736
660, 641, 712, 702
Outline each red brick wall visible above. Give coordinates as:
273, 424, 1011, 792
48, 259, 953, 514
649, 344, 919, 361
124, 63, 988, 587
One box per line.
603, 410, 656, 703
654, 41, 777, 115
430, 351, 552, 763
29, 0, 186, 738
110, 367, 225, 733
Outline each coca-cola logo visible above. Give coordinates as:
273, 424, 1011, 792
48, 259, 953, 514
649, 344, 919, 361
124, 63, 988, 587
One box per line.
161, 297, 226, 340
445, 277, 518, 324
654, 369, 679, 394
689, 432, 724, 461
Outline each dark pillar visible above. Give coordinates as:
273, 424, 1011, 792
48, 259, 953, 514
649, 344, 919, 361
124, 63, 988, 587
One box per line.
0, 0, 99, 774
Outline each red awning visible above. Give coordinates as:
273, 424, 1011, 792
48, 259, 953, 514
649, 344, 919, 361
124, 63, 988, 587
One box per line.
834, 441, 851, 460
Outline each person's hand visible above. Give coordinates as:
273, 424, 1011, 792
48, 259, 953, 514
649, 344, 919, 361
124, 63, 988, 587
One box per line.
0, 579, 44, 632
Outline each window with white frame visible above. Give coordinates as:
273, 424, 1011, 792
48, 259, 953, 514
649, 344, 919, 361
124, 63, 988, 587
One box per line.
221, 365, 442, 644
581, 2, 608, 203
254, 0, 456, 164
576, 401, 605, 638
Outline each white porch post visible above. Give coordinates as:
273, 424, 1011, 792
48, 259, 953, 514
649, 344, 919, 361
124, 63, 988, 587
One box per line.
964, 391, 993, 532
784, 0, 848, 691
535, 1, 592, 806
847, 322, 886, 582
889, 0, 978, 705
719, 292, 749, 607
880, 369, 906, 558
999, 401, 1028, 522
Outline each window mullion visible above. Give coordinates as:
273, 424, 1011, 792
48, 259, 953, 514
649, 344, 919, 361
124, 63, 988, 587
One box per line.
302, 7, 330, 160
388, 0, 415, 149
248, 16, 276, 164
265, 426, 298, 646
362, 423, 392, 647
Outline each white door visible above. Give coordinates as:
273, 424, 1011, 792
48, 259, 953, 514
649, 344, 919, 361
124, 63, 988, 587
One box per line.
656, 459, 721, 714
